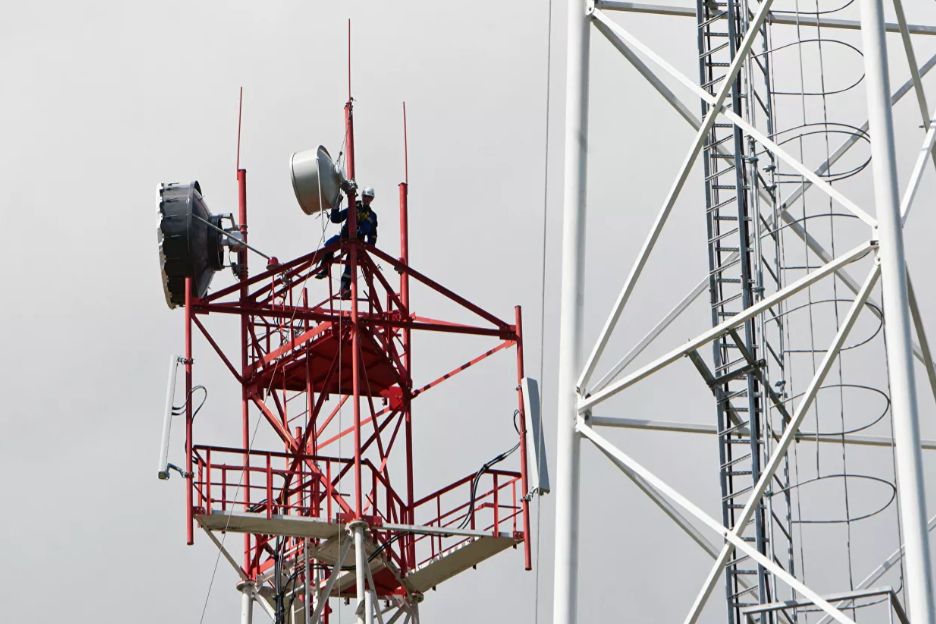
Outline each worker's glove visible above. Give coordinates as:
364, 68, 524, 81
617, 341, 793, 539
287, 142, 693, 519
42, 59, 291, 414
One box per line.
340, 177, 357, 195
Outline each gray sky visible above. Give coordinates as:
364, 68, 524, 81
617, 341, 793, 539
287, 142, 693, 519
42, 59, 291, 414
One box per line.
5, 1, 936, 623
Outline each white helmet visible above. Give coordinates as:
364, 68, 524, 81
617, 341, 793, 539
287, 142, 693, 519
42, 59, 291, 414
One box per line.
361, 186, 376, 199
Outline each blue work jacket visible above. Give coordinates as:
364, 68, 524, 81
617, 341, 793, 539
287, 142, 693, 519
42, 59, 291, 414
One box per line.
331, 201, 378, 245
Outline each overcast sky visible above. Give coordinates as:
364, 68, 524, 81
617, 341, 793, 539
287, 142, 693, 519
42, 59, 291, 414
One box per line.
5, 1, 936, 623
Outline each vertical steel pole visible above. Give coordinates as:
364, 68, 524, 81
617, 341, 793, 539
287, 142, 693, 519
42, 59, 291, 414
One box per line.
399, 178, 415, 572
238, 580, 255, 624
514, 306, 533, 570
860, 2, 936, 624
304, 541, 311, 624
554, 0, 590, 622
185, 277, 194, 546
352, 522, 368, 624
238, 167, 251, 572
346, 93, 363, 520
400, 102, 416, 572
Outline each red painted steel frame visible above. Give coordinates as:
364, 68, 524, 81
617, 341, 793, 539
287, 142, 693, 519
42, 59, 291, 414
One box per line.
178, 97, 531, 602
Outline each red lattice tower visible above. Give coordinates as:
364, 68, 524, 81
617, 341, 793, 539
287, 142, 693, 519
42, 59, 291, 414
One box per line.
168, 95, 533, 623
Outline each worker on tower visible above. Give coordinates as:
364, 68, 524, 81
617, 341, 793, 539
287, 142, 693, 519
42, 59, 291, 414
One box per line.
315, 186, 378, 299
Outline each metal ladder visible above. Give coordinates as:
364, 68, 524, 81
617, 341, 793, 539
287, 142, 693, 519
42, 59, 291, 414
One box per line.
694, 0, 779, 622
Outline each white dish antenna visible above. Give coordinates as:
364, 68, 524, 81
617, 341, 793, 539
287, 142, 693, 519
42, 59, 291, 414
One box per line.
290, 146, 343, 215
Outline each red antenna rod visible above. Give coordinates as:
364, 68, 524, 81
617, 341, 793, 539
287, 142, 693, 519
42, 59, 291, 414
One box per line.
236, 87, 243, 173
403, 102, 409, 185
345, 20, 356, 180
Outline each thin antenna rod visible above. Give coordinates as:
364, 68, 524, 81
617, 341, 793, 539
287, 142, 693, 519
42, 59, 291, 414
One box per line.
236, 87, 243, 172
347, 20, 352, 101
403, 102, 409, 184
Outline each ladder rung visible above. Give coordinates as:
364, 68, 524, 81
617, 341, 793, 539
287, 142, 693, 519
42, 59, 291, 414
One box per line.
708, 196, 738, 213
730, 585, 758, 600
705, 166, 736, 182
717, 277, 741, 282
713, 292, 743, 308
723, 454, 751, 469
726, 470, 753, 477
719, 389, 747, 403
708, 135, 732, 148
698, 11, 729, 28
701, 43, 730, 59
725, 485, 754, 500
709, 227, 739, 244
716, 356, 746, 371
711, 259, 740, 275
714, 215, 738, 221
717, 246, 740, 252
719, 420, 750, 436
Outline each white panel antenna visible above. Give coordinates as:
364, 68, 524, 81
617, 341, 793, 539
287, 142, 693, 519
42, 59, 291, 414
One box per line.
158, 355, 184, 480
522, 377, 550, 496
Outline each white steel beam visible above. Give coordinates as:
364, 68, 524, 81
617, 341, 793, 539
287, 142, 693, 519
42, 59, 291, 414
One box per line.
587, 14, 935, 398
310, 538, 353, 624
594, 0, 936, 35
900, 108, 936, 225
201, 527, 250, 582
815, 514, 936, 624
363, 552, 385, 624
908, 275, 936, 408
678, 265, 879, 624
352, 523, 371, 624
892, 0, 936, 218
589, 415, 936, 449
585, 427, 795, 624
591, 9, 877, 228
386, 609, 406, 624
893, 0, 931, 129
591, 272, 709, 393
587, 29, 935, 393
860, 1, 936, 622
238, 580, 256, 624
553, 0, 591, 622
780, 49, 936, 216
578, 241, 875, 412
578, 423, 858, 624
576, 0, 779, 392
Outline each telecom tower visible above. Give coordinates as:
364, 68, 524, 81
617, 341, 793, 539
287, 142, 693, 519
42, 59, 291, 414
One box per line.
156, 81, 547, 623
554, 1, 936, 624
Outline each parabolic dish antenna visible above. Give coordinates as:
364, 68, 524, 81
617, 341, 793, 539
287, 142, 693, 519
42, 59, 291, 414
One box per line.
157, 181, 224, 308
290, 145, 343, 215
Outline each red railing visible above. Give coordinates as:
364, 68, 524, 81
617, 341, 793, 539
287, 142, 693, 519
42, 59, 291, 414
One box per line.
191, 445, 407, 527
408, 469, 522, 570
191, 445, 523, 574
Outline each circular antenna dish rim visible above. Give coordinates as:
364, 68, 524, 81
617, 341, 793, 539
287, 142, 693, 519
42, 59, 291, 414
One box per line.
290, 145, 342, 215
156, 180, 223, 309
